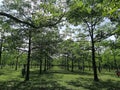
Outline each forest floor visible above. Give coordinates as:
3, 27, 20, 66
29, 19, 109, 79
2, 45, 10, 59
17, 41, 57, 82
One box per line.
0, 66, 120, 90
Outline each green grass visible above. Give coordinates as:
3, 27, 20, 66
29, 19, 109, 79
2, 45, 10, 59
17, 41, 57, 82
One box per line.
0, 66, 120, 90
0, 67, 23, 81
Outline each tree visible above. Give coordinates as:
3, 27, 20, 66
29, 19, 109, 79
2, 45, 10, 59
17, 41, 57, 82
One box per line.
67, 0, 105, 81
66, 0, 120, 81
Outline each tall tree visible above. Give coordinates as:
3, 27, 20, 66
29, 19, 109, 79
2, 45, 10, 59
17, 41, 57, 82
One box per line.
66, 0, 120, 81
67, 0, 105, 81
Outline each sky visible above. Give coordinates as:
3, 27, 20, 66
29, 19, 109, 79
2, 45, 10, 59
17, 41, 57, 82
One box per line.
0, 0, 2, 3
0, 0, 3, 6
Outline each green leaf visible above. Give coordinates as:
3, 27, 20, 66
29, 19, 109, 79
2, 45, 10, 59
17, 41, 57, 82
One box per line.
77, 1, 83, 7
86, 7, 91, 14
108, 8, 118, 15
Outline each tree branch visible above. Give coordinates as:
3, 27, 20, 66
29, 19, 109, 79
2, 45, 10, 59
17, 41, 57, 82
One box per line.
0, 12, 36, 28
0, 12, 64, 28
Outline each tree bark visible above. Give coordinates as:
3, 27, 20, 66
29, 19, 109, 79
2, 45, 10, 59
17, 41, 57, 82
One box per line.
0, 38, 3, 69
78, 58, 81, 70
71, 55, 74, 72
39, 59, 42, 74
44, 56, 47, 71
91, 31, 99, 81
25, 30, 31, 81
67, 55, 69, 71
15, 56, 19, 70
82, 55, 85, 72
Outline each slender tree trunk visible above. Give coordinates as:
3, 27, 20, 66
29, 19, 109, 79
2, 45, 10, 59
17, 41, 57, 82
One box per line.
65, 55, 67, 70
44, 56, 47, 71
39, 59, 42, 74
67, 55, 69, 71
47, 59, 49, 70
47, 59, 51, 70
91, 28, 99, 81
25, 31, 31, 81
78, 59, 80, 70
71, 56, 74, 72
46, 58, 49, 70
82, 55, 85, 72
15, 56, 19, 70
0, 39, 2, 69
98, 50, 102, 73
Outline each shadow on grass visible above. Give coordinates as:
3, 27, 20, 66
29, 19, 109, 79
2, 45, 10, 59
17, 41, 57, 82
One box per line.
0, 71, 69, 90
0, 69, 96, 90
67, 77, 120, 90
0, 72, 4, 75
0, 68, 119, 90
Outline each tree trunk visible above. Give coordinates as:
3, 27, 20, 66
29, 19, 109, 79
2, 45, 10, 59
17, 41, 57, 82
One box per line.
67, 55, 69, 71
44, 56, 47, 71
25, 31, 31, 81
39, 59, 42, 74
65, 56, 67, 70
78, 61, 80, 70
71, 56, 74, 72
47, 59, 49, 70
91, 29, 99, 81
82, 55, 85, 72
0, 39, 2, 69
15, 56, 19, 70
